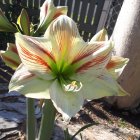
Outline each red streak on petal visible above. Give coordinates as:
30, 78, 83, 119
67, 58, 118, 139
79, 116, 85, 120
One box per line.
106, 60, 117, 70
72, 46, 100, 64
20, 46, 51, 70
76, 53, 110, 73
2, 55, 20, 67
53, 12, 62, 20
38, 45, 55, 62
21, 73, 35, 81
27, 38, 56, 62
45, 4, 48, 15
11, 46, 18, 54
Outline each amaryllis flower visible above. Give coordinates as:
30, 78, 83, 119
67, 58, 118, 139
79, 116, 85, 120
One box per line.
37, 0, 67, 33
9, 15, 127, 120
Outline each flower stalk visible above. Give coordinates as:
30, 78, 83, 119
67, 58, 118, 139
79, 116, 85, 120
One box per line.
26, 98, 36, 140
38, 99, 56, 140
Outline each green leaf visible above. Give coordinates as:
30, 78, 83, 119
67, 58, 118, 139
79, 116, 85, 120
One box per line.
64, 128, 71, 140
64, 123, 96, 140
0, 9, 17, 32
17, 8, 30, 35
71, 123, 96, 140
12, 22, 23, 33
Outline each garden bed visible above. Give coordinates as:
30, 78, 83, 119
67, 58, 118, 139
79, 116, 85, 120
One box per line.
0, 92, 140, 140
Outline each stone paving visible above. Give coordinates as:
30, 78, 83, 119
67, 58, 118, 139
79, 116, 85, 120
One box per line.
0, 92, 41, 139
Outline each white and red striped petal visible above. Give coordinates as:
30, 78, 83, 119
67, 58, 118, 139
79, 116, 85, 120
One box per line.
106, 56, 129, 79
15, 33, 55, 80
0, 43, 21, 69
9, 64, 51, 99
38, 0, 67, 32
39, 0, 54, 26
75, 41, 113, 74
44, 15, 83, 64
52, 6, 68, 20
71, 42, 104, 65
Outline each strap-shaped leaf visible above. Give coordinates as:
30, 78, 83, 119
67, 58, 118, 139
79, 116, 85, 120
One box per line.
17, 8, 30, 35
71, 123, 97, 140
0, 9, 17, 32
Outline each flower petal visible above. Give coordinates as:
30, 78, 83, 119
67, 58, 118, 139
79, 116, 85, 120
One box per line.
77, 70, 127, 100
44, 15, 84, 64
90, 29, 108, 42
9, 64, 51, 99
52, 6, 67, 20
71, 42, 105, 65
0, 43, 21, 69
50, 79, 84, 120
106, 56, 129, 79
39, 0, 55, 28
38, 0, 67, 33
75, 41, 113, 73
15, 33, 55, 80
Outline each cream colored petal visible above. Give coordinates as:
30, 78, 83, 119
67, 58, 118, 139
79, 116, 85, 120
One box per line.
0, 43, 21, 69
40, 0, 54, 20
75, 41, 113, 73
15, 33, 55, 80
44, 15, 84, 63
38, 0, 67, 33
106, 56, 129, 79
71, 41, 105, 65
50, 79, 84, 121
90, 29, 108, 42
76, 70, 127, 100
39, 0, 55, 28
52, 6, 68, 20
9, 64, 51, 99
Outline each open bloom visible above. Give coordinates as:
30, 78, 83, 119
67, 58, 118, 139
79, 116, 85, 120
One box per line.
9, 15, 127, 120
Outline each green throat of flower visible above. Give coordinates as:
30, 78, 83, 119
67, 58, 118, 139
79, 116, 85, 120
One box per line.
51, 61, 82, 93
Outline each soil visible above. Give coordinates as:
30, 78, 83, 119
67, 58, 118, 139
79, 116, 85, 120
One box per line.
54, 99, 140, 140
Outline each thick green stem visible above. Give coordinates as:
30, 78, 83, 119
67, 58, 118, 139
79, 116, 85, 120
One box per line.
38, 99, 56, 140
26, 98, 36, 140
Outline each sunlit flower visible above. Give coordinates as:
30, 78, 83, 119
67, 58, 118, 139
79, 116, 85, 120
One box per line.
9, 15, 127, 120
37, 0, 67, 33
